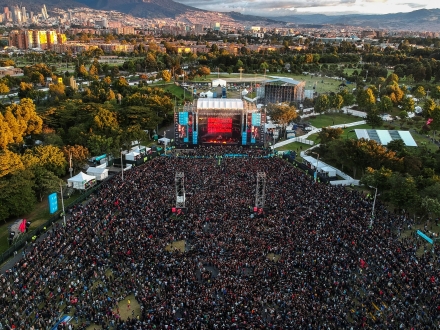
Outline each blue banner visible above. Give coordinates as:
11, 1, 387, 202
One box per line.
193, 131, 198, 144
417, 230, 433, 244
48, 192, 58, 214
252, 113, 261, 126
242, 132, 247, 145
179, 112, 189, 125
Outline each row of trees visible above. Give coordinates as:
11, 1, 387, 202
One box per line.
314, 129, 440, 218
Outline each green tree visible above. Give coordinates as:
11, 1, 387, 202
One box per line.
31, 165, 60, 202
18, 82, 34, 99
357, 88, 376, 111
0, 113, 14, 149
378, 95, 393, 114
314, 94, 330, 114
430, 85, 440, 102
429, 107, 440, 131
49, 83, 66, 102
6, 98, 43, 139
266, 103, 297, 138
422, 98, 436, 118
23, 145, 67, 177
401, 97, 415, 113
0, 149, 24, 177
331, 94, 344, 112
62, 145, 90, 174
162, 70, 172, 82
413, 86, 426, 101
0, 169, 36, 222
198, 66, 211, 78
0, 81, 9, 104
76, 64, 88, 79
365, 108, 383, 128
317, 127, 343, 144
387, 173, 418, 211
88, 134, 114, 156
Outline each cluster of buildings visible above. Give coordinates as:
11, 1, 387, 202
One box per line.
9, 30, 67, 50
0, 4, 48, 24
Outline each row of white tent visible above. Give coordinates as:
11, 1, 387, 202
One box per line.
67, 163, 109, 190
67, 145, 154, 190
302, 156, 337, 177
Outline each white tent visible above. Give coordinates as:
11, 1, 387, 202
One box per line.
241, 88, 249, 96
320, 166, 336, 177
125, 151, 140, 161
67, 172, 96, 190
86, 167, 109, 181
158, 137, 171, 144
211, 78, 227, 87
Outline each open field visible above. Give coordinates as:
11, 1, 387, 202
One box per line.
306, 112, 364, 127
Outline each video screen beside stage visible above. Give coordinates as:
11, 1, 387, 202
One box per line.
198, 115, 241, 144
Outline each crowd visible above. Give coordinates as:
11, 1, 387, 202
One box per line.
0, 145, 439, 329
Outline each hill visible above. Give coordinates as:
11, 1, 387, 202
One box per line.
273, 9, 440, 31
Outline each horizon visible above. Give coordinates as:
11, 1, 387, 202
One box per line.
173, 0, 438, 17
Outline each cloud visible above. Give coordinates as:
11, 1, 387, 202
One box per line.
174, 0, 436, 16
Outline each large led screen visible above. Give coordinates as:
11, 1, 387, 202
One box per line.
198, 115, 241, 144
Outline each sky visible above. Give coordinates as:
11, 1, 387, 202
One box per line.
173, 0, 438, 16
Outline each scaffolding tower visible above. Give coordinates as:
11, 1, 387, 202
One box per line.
175, 172, 185, 208
255, 172, 266, 208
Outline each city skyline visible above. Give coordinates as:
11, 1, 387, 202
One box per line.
174, 0, 438, 16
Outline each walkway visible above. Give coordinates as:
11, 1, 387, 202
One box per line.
272, 106, 366, 186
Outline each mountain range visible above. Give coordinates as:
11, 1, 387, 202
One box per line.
4, 0, 440, 31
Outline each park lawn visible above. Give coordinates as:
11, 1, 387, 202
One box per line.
307, 113, 365, 128
276, 141, 313, 152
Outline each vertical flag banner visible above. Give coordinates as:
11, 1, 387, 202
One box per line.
48, 192, 58, 214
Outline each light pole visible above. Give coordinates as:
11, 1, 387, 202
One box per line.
370, 187, 378, 228
164, 130, 170, 155
121, 149, 124, 181
60, 182, 66, 226
310, 151, 319, 182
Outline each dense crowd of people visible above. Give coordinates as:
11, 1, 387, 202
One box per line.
0, 146, 438, 329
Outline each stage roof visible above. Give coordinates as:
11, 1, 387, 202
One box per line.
197, 98, 244, 110
265, 77, 302, 85
354, 129, 417, 147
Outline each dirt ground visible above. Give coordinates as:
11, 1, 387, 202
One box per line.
165, 240, 186, 252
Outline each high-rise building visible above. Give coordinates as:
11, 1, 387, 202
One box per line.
21, 6, 26, 23
41, 4, 48, 20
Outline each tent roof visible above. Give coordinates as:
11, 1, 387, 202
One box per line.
197, 98, 243, 110
158, 137, 171, 143
354, 129, 417, 147
86, 167, 108, 174
68, 171, 95, 183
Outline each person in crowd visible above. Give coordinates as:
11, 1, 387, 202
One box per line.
0, 145, 438, 329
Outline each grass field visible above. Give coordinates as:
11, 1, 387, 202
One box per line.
307, 113, 364, 128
